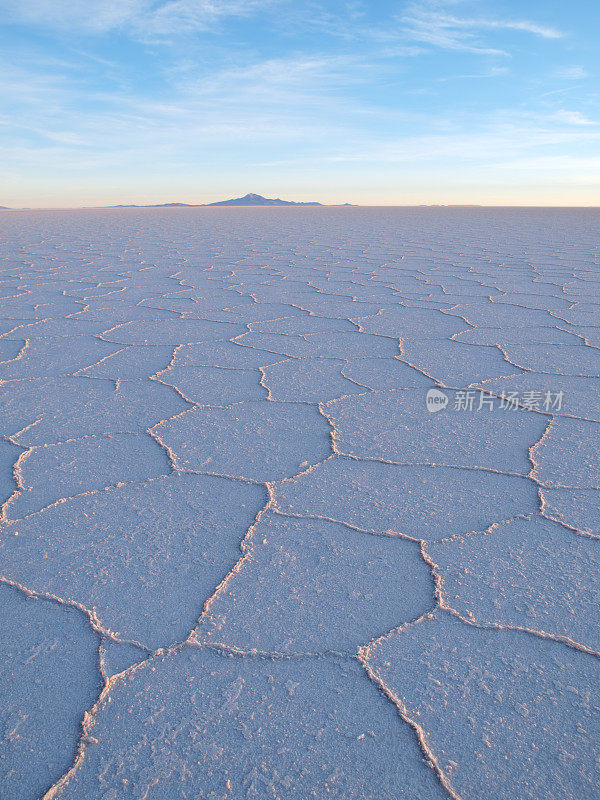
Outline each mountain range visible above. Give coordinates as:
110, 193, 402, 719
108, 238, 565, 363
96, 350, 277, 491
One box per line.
109, 193, 351, 208
0, 195, 354, 209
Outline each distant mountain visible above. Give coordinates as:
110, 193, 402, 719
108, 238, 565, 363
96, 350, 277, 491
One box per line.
207, 193, 322, 206
111, 202, 194, 208
102, 194, 353, 208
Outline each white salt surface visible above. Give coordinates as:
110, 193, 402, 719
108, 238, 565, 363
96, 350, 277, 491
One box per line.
0, 206, 598, 799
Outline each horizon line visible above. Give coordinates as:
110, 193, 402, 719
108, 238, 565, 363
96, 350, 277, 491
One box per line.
3, 204, 600, 211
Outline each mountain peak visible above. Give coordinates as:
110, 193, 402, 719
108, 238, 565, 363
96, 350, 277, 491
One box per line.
207, 193, 323, 206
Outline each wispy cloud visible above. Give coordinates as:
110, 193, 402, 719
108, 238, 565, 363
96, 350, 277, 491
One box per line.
0, 0, 275, 37
400, 2, 563, 55
554, 65, 589, 80
135, 0, 276, 39
0, 0, 146, 33
184, 54, 372, 100
0, 51, 380, 175
553, 109, 596, 126
437, 65, 509, 80
324, 110, 600, 166
486, 155, 600, 177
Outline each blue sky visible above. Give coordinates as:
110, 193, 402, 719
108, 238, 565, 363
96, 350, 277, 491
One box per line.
1, 0, 599, 206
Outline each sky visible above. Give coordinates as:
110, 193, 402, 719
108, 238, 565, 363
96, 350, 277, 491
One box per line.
1, 0, 599, 207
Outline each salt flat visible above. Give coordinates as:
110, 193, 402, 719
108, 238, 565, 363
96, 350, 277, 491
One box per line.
0, 206, 598, 800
